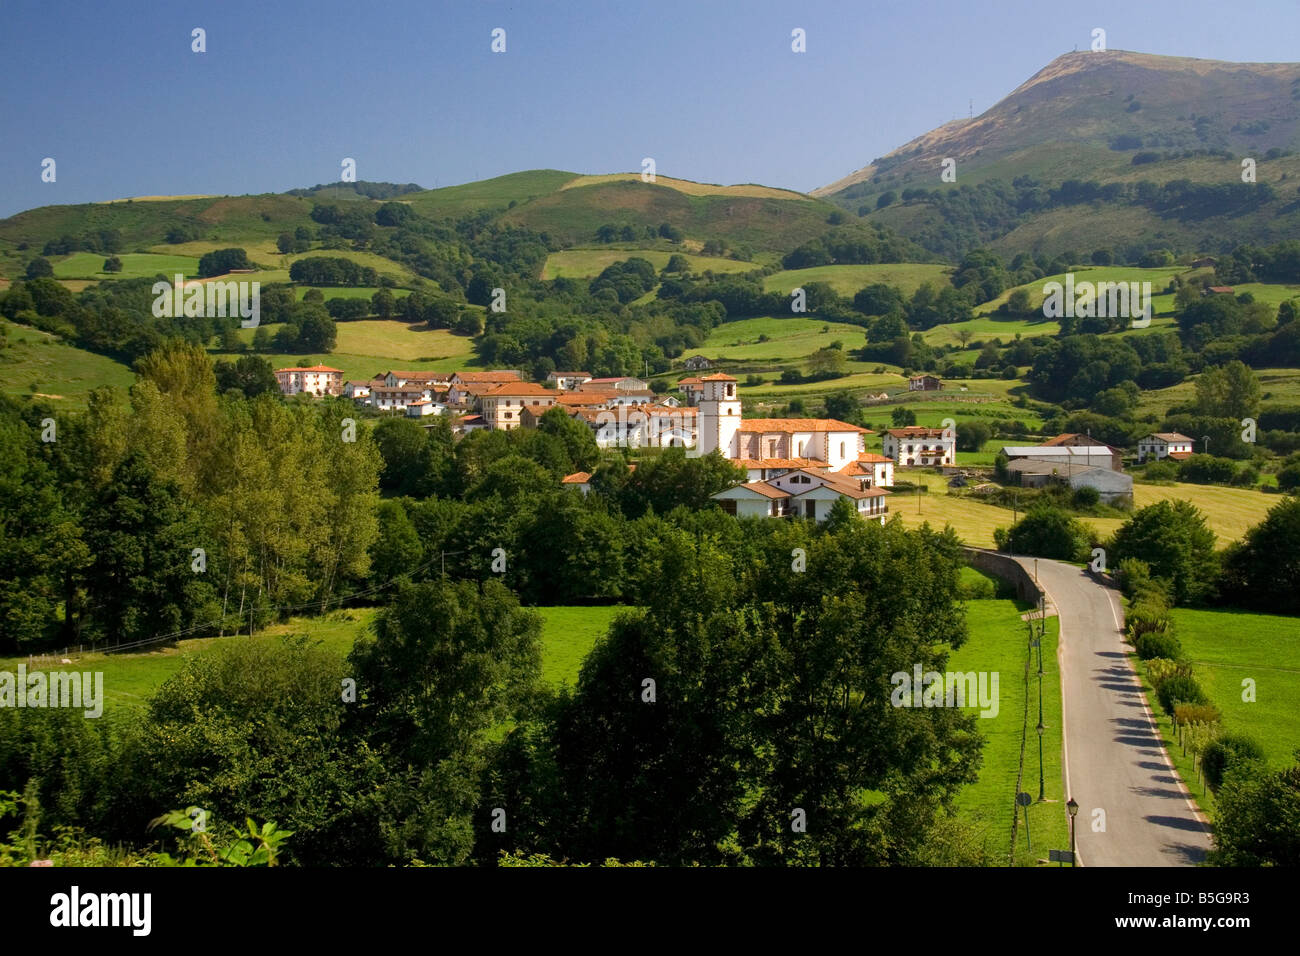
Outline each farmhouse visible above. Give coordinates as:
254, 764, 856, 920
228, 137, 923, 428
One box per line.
343, 381, 372, 400
908, 374, 943, 392
274, 365, 343, 397
881, 427, 956, 467
683, 355, 713, 371
1138, 432, 1195, 462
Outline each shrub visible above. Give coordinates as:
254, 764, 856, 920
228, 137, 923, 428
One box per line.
1141, 461, 1179, 482
1126, 599, 1174, 642
1202, 734, 1267, 791
1146, 658, 1192, 686
958, 574, 996, 600
1173, 702, 1221, 728
1072, 485, 1101, 509
1156, 673, 1208, 715
993, 505, 1092, 561
1116, 557, 1153, 600
1134, 631, 1183, 661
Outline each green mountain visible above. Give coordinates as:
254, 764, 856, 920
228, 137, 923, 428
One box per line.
817, 50, 1300, 259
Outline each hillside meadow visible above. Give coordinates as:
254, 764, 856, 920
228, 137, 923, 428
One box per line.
0, 319, 134, 403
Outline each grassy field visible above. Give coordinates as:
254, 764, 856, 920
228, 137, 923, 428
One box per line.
1131, 605, 1300, 823
950, 581, 1068, 865
1169, 608, 1300, 770
687, 315, 870, 364
53, 252, 199, 280
295, 286, 412, 302
975, 266, 1185, 316
3, 604, 627, 713
888, 471, 1278, 548
402, 169, 581, 220
220, 320, 478, 379
763, 263, 952, 297
559, 173, 806, 200
541, 248, 756, 280
0, 319, 134, 403
533, 606, 625, 685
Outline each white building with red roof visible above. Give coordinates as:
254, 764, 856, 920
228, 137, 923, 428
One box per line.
274, 365, 343, 397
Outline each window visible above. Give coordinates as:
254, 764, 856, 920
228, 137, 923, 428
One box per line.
839, 442, 845, 459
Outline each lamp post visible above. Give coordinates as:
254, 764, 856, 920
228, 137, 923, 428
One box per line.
1202, 435, 1211, 457
1067, 797, 1079, 867
1037, 719, 1046, 802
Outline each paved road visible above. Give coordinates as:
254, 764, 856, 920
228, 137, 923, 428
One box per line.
1014, 556, 1212, 867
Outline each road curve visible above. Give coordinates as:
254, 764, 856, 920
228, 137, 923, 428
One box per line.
1011, 556, 1212, 866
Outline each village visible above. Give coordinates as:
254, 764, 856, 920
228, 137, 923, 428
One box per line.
271, 363, 1199, 522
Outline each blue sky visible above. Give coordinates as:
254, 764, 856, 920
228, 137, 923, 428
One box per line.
2, 0, 1298, 217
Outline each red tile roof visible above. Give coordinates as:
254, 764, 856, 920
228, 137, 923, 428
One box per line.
739, 418, 868, 434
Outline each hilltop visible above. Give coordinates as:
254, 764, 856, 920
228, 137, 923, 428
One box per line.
817, 50, 1300, 258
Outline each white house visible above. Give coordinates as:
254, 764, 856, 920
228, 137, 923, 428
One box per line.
713, 468, 891, 523
1138, 432, 1195, 463
547, 371, 592, 390
882, 427, 956, 467
370, 384, 433, 412
274, 365, 344, 397
405, 399, 445, 418
343, 381, 373, 401
561, 471, 593, 495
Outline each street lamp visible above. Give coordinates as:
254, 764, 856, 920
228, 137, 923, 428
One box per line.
1201, 435, 1211, 456
1067, 797, 1079, 867
1037, 719, 1045, 801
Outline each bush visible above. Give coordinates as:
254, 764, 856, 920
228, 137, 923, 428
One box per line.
993, 505, 1093, 561
1140, 461, 1179, 482
1202, 734, 1266, 791
1177, 454, 1238, 485
1145, 658, 1191, 686
1134, 631, 1183, 661
1173, 702, 1221, 728
1116, 557, 1154, 600
1072, 485, 1100, 509
1156, 673, 1208, 715
958, 573, 996, 600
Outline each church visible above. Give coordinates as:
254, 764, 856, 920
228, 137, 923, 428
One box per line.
696, 374, 895, 522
